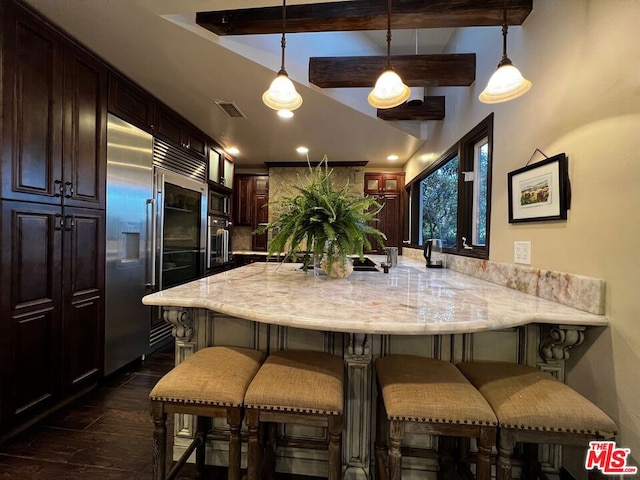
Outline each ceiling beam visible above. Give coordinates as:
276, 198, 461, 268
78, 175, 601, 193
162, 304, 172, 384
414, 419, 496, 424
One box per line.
196, 0, 533, 36
309, 54, 475, 88
377, 96, 445, 121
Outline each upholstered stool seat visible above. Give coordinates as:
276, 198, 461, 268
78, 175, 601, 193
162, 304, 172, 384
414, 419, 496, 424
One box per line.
456, 361, 618, 480
375, 355, 497, 480
244, 350, 344, 480
150, 346, 266, 480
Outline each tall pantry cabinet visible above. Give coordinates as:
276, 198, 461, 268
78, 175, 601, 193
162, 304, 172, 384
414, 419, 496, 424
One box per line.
0, 0, 106, 430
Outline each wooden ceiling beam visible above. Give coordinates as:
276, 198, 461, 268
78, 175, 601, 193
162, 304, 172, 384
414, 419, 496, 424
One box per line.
376, 96, 445, 121
196, 0, 532, 36
309, 54, 475, 88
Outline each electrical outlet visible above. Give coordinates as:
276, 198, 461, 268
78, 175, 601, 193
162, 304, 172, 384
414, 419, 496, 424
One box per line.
514, 241, 531, 264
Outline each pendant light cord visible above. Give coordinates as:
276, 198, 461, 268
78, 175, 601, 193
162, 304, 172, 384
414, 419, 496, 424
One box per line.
385, 0, 391, 68
501, 0, 509, 60
280, 0, 287, 73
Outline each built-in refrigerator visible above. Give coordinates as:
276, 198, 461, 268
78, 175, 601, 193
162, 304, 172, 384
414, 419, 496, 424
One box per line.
105, 114, 207, 375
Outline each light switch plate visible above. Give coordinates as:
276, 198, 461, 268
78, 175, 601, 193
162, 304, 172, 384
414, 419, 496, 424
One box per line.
514, 241, 531, 264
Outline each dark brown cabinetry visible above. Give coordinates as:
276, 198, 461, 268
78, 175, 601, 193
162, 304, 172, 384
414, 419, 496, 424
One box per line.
234, 175, 269, 251
208, 149, 235, 190
0, 5, 106, 210
155, 105, 207, 159
0, 0, 106, 431
364, 173, 405, 254
108, 72, 155, 133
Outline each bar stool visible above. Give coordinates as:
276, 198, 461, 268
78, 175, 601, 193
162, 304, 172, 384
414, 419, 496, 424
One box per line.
456, 361, 618, 480
150, 346, 266, 480
375, 355, 497, 480
244, 350, 344, 480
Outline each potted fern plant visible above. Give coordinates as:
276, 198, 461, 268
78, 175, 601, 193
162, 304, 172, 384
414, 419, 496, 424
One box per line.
254, 156, 386, 278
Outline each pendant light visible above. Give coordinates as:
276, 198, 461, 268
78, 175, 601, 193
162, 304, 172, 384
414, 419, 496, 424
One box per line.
368, 0, 410, 109
262, 0, 302, 113
479, 0, 532, 104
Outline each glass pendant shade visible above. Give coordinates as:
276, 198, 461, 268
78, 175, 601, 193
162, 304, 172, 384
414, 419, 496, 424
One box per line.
262, 71, 303, 111
479, 58, 532, 104
368, 69, 410, 109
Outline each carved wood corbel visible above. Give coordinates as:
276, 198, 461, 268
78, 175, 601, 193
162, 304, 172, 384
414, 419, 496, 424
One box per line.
539, 325, 585, 362
163, 308, 193, 342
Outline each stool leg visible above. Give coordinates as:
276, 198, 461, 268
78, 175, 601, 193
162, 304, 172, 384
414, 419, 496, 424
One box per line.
265, 422, 277, 480
497, 429, 516, 480
151, 401, 167, 480
476, 427, 496, 480
328, 415, 343, 480
374, 390, 389, 480
247, 409, 261, 480
195, 416, 210, 479
227, 407, 243, 480
437, 436, 457, 480
388, 419, 404, 480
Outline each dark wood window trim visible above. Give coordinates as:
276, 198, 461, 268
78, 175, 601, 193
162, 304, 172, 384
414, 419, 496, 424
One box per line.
406, 113, 493, 259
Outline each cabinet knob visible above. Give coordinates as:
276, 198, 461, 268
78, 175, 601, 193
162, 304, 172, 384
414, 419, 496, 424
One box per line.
54, 180, 63, 197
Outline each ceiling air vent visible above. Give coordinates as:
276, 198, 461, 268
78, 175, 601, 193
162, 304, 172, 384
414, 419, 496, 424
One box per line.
215, 101, 246, 118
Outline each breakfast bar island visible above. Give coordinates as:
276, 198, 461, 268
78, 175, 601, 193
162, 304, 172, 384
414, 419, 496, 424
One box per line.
142, 255, 608, 480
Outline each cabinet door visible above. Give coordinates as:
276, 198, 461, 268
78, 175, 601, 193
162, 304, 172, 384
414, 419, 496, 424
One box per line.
155, 105, 184, 150
221, 156, 235, 189
1, 2, 64, 204
184, 128, 207, 159
364, 175, 382, 195
234, 175, 253, 226
62, 46, 107, 209
0, 201, 63, 426
252, 193, 269, 252
107, 72, 155, 133
62, 207, 105, 391
378, 193, 402, 252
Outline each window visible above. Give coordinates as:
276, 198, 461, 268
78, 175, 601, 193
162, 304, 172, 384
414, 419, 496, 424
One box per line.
408, 114, 493, 259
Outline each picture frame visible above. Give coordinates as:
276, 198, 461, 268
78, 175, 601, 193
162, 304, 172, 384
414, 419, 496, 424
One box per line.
508, 153, 570, 223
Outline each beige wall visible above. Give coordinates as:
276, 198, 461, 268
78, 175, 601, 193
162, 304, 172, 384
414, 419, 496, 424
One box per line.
404, 0, 640, 474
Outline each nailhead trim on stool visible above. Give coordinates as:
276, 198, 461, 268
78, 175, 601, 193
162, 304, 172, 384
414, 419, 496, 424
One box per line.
244, 350, 344, 480
456, 361, 618, 480
150, 346, 266, 480
375, 355, 497, 480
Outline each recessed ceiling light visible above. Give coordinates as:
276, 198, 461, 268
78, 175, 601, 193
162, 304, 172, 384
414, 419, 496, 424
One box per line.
278, 109, 294, 119
296, 146, 309, 154
387, 154, 399, 161
227, 147, 240, 156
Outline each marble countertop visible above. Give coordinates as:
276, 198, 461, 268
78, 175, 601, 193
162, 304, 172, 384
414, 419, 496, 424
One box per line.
142, 256, 608, 335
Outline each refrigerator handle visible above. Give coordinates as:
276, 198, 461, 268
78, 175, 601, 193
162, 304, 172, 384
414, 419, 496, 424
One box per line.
146, 198, 155, 290
156, 174, 165, 291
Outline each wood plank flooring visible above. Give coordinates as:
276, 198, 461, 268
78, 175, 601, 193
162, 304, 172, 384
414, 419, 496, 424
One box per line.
0, 348, 207, 479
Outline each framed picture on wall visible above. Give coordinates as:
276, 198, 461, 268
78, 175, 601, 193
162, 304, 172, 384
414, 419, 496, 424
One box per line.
508, 153, 570, 223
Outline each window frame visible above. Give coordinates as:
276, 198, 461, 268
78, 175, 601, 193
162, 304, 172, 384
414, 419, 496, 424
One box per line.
407, 114, 493, 259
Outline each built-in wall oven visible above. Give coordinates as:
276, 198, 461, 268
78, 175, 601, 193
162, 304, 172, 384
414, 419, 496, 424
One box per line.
208, 216, 233, 269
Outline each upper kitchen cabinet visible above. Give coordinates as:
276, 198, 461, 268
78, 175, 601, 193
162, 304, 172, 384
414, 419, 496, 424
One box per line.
208, 148, 234, 190
364, 174, 402, 195
155, 105, 207, 160
107, 72, 155, 133
0, 0, 107, 209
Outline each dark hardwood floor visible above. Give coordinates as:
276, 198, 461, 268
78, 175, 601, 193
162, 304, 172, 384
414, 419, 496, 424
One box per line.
0, 347, 203, 479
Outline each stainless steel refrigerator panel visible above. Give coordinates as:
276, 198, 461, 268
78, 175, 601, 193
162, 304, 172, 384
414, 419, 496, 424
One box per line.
105, 114, 154, 375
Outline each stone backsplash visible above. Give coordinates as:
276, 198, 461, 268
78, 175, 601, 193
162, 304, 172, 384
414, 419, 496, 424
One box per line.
403, 247, 605, 315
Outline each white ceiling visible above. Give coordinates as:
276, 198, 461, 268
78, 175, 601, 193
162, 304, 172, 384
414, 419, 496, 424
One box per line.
24, 0, 460, 169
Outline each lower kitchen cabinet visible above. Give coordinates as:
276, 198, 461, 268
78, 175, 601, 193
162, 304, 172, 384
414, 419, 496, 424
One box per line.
0, 201, 105, 430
